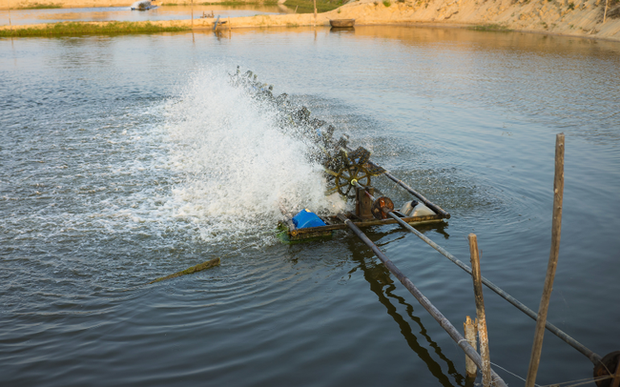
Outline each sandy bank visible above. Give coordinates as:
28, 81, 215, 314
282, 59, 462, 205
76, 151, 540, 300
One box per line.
219, 0, 620, 41
2, 0, 620, 42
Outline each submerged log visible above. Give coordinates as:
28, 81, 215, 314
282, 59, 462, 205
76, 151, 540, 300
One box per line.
149, 258, 221, 284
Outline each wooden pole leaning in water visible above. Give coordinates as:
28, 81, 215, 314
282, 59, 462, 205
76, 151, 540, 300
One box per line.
469, 234, 492, 387
148, 258, 220, 284
337, 214, 509, 387
525, 133, 565, 387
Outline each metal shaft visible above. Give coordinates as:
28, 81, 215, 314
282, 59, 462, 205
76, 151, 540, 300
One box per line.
353, 181, 601, 365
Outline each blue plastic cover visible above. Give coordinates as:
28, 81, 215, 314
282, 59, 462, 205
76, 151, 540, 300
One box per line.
292, 209, 326, 229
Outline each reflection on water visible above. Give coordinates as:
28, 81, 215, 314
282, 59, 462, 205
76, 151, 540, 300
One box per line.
0, 4, 287, 25
345, 230, 468, 387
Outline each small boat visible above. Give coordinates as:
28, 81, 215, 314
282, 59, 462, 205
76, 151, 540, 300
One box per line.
130, 0, 158, 11
330, 19, 355, 28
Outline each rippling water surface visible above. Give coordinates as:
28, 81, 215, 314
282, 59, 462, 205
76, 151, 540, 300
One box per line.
1, 27, 619, 386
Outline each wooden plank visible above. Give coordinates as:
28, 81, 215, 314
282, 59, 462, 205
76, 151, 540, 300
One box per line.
290, 214, 445, 237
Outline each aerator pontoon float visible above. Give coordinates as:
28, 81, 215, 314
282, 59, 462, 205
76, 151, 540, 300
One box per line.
229, 68, 450, 243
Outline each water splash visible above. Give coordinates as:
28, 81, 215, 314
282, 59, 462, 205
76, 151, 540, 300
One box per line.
163, 67, 346, 245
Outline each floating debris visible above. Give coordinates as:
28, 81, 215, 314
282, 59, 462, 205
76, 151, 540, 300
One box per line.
148, 258, 221, 284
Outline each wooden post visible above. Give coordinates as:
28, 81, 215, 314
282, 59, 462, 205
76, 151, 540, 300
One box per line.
8, 0, 12, 31
313, 0, 317, 26
464, 316, 477, 378
469, 234, 491, 387
355, 186, 374, 220
191, 0, 194, 28
604, 0, 610, 23
525, 133, 565, 387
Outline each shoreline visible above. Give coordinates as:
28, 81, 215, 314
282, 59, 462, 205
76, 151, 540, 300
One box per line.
1, 0, 619, 42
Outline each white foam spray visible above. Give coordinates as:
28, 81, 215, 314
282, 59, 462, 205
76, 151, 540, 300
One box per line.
163, 67, 347, 245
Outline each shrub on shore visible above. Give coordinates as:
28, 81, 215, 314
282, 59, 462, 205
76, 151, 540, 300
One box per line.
283, 0, 344, 13
0, 21, 190, 38
17, 3, 62, 9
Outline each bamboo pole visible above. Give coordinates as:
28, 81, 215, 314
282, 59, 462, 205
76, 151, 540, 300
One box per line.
363, 160, 451, 218
191, 0, 194, 29
352, 180, 600, 364
469, 234, 492, 387
604, 0, 609, 23
337, 214, 508, 387
380, 170, 452, 219
464, 316, 478, 378
525, 133, 565, 387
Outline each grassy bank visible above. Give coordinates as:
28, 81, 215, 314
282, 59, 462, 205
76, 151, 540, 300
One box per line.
283, 0, 344, 13
0, 21, 190, 37
16, 3, 63, 9
468, 24, 512, 32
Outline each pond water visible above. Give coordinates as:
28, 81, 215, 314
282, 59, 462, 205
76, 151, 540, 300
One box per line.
1, 26, 619, 386
0, 4, 287, 26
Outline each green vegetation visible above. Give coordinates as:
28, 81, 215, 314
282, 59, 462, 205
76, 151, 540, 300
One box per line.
0, 21, 190, 38
383, 0, 391, 6
283, 0, 344, 13
468, 23, 511, 32
17, 3, 62, 9
567, 2, 575, 10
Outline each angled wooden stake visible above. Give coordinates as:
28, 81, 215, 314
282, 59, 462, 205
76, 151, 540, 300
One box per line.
469, 234, 491, 387
525, 133, 565, 387
464, 316, 478, 378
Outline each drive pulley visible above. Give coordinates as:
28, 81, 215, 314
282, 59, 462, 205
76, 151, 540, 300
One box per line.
324, 146, 385, 198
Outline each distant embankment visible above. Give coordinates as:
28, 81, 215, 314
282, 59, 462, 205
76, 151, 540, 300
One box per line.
2, 0, 619, 42
2, 0, 131, 8
0, 0, 265, 9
